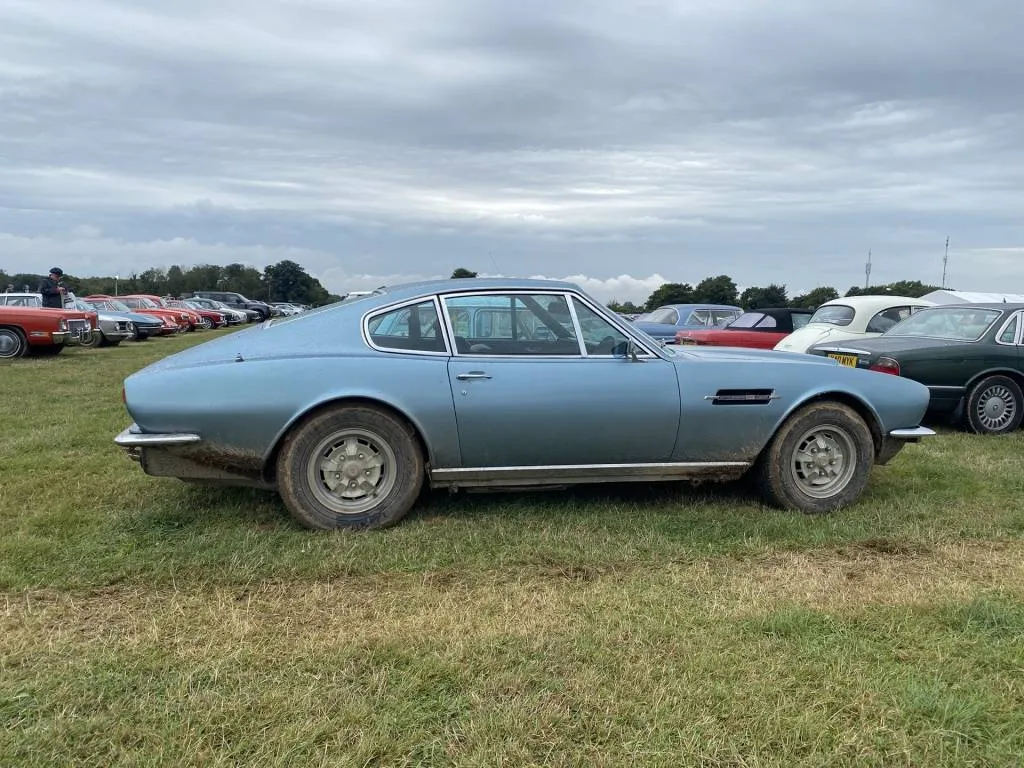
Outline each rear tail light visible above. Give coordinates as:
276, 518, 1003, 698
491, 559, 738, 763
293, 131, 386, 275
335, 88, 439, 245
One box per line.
869, 356, 901, 375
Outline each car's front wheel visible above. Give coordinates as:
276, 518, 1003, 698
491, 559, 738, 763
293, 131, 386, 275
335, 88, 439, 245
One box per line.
0, 327, 28, 359
965, 375, 1023, 435
277, 405, 424, 530
757, 401, 874, 513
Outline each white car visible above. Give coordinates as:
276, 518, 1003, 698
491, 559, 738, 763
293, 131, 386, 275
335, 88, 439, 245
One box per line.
774, 295, 935, 354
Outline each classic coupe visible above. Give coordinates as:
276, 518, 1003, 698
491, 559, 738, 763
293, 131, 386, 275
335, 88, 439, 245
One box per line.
774, 295, 934, 354
676, 308, 814, 349
115, 278, 935, 530
809, 303, 1024, 435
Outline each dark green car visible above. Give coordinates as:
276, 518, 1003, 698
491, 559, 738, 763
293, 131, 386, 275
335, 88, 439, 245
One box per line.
808, 304, 1024, 435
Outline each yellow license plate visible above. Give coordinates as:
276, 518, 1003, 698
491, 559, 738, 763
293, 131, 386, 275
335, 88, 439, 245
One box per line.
828, 353, 858, 367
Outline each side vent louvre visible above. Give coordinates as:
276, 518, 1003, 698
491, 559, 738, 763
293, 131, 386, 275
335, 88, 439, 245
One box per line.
708, 389, 777, 405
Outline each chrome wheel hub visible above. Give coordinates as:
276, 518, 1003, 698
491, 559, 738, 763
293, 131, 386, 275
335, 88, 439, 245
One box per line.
309, 429, 396, 515
790, 426, 857, 499
976, 385, 1015, 431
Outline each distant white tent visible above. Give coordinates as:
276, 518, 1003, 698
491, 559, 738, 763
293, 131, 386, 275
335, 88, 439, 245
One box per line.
921, 290, 1024, 305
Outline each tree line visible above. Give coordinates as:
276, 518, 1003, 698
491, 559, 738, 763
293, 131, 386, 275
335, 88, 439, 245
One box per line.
1, 259, 945, 312
449, 267, 943, 313
1, 260, 338, 306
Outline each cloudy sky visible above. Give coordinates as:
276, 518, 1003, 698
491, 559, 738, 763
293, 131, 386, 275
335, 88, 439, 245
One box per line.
1, 0, 1022, 303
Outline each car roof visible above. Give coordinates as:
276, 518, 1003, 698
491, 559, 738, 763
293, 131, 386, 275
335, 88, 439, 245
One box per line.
819, 295, 933, 310
655, 303, 742, 310
362, 277, 581, 303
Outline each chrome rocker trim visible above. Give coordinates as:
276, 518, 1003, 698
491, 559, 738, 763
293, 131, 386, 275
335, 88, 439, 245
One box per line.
430, 461, 751, 489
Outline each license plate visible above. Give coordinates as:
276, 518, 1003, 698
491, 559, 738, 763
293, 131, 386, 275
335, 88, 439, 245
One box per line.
828, 353, 858, 367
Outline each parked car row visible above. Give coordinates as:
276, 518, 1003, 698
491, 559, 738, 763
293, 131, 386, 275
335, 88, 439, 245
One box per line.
643, 294, 1024, 436
0, 290, 251, 358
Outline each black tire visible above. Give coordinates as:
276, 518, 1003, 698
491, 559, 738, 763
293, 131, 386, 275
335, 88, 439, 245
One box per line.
198, 317, 213, 330
0, 327, 28, 359
757, 401, 874, 514
81, 329, 103, 348
965, 375, 1023, 435
276, 405, 424, 530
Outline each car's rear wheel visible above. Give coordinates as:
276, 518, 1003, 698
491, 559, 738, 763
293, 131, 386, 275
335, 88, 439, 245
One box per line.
198, 316, 213, 330
0, 327, 28, 359
757, 401, 874, 513
277, 405, 424, 530
965, 375, 1023, 435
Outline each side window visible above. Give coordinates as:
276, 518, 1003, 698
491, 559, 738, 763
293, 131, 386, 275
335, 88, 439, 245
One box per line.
712, 310, 740, 327
998, 314, 1019, 344
754, 314, 778, 329
571, 299, 629, 355
792, 313, 812, 330
687, 310, 710, 327
367, 300, 445, 353
444, 293, 581, 356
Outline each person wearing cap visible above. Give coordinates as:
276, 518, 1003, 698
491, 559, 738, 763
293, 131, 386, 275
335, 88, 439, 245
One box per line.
39, 267, 67, 309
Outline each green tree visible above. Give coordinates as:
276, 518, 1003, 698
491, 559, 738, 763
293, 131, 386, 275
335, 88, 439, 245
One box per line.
165, 265, 186, 297
606, 300, 644, 314
845, 280, 942, 298
791, 286, 839, 308
692, 275, 739, 305
450, 267, 478, 279
739, 284, 788, 310
136, 268, 167, 295
221, 263, 264, 298
644, 282, 695, 311
263, 259, 331, 305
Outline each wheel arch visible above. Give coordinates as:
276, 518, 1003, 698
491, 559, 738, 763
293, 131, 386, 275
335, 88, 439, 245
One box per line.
965, 367, 1024, 395
261, 396, 433, 484
774, 390, 885, 457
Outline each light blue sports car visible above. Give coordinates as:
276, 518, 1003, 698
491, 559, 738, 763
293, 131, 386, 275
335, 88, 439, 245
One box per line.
115, 278, 934, 530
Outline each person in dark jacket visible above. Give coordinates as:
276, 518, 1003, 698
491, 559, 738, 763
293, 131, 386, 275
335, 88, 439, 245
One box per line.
39, 267, 67, 309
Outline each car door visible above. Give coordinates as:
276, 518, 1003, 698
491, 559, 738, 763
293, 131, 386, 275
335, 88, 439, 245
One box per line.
443, 292, 681, 467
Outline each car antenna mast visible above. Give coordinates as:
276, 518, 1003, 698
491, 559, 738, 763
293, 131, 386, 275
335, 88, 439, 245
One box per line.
864, 249, 872, 290
942, 236, 949, 288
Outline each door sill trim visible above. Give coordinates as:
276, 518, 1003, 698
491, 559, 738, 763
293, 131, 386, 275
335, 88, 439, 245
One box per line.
429, 462, 750, 488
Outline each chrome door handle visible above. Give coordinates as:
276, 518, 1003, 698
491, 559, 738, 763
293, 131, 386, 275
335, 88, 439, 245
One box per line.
456, 371, 492, 380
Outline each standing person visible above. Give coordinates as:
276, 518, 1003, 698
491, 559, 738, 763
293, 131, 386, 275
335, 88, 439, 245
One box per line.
39, 267, 67, 308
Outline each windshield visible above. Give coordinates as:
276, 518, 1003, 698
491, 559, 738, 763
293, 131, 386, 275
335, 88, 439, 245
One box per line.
886, 307, 1001, 341
123, 297, 158, 309
727, 312, 767, 329
807, 305, 855, 327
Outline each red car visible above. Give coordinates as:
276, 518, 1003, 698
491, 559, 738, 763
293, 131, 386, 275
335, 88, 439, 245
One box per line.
87, 295, 183, 335
164, 298, 226, 329
0, 305, 91, 358
676, 307, 815, 349
124, 294, 206, 331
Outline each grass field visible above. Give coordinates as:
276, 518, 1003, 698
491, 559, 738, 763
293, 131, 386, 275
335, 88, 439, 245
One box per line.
2, 331, 1023, 766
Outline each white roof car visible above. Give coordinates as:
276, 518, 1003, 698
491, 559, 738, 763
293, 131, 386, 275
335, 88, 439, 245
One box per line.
774, 295, 934, 354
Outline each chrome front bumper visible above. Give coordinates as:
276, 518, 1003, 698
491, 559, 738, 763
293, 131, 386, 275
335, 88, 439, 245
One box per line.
115, 426, 201, 461
888, 426, 936, 439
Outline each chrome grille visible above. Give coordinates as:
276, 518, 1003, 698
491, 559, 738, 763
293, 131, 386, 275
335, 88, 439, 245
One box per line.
67, 319, 89, 340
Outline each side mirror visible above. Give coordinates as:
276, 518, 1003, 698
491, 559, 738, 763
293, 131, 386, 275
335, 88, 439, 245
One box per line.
614, 338, 642, 361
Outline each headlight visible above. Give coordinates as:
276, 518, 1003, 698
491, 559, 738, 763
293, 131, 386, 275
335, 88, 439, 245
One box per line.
180, 313, 188, 320
59, 319, 69, 331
